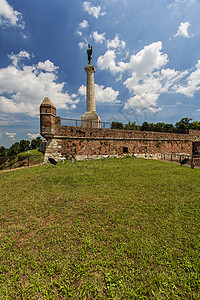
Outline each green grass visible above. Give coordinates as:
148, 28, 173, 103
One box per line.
0, 158, 199, 299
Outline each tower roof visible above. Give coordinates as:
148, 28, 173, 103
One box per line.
41, 97, 55, 107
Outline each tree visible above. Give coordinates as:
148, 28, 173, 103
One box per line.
19, 140, 30, 152
7, 142, 20, 156
0, 146, 7, 157
163, 123, 175, 132
154, 122, 165, 132
189, 121, 200, 130
141, 122, 150, 131
111, 122, 124, 129
175, 117, 192, 129
30, 137, 42, 149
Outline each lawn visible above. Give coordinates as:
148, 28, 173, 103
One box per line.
0, 158, 199, 299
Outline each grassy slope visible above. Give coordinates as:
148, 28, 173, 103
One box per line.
0, 150, 43, 170
0, 158, 199, 299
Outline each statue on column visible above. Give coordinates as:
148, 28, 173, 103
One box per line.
87, 44, 93, 65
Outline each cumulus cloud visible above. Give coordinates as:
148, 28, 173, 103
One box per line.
83, 2, 105, 18
37, 60, 59, 72
0, 51, 80, 118
97, 50, 123, 74
97, 41, 197, 112
79, 19, 89, 28
6, 132, 16, 140
107, 34, 126, 49
8, 51, 31, 67
98, 41, 168, 76
174, 60, 200, 96
27, 133, 40, 139
123, 44, 187, 111
91, 31, 106, 44
124, 41, 169, 75
174, 21, 192, 38
0, 0, 24, 28
78, 84, 120, 103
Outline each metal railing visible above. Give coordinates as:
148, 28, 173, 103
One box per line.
59, 118, 191, 133
60, 118, 112, 128
160, 153, 200, 167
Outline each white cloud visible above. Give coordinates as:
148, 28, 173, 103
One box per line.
79, 19, 89, 28
78, 84, 120, 103
0, 51, 80, 117
97, 41, 195, 112
79, 42, 87, 49
174, 60, 200, 96
0, 0, 24, 28
168, 0, 195, 9
91, 31, 106, 44
174, 21, 192, 38
97, 50, 123, 74
27, 133, 40, 140
6, 132, 16, 140
8, 50, 31, 67
83, 2, 105, 18
124, 41, 169, 75
107, 34, 126, 49
98, 41, 168, 76
37, 60, 59, 72
124, 93, 160, 111
76, 30, 83, 37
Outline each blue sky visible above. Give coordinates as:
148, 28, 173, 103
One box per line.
0, 0, 200, 147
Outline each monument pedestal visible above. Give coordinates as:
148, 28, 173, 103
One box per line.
81, 64, 101, 128
81, 111, 101, 128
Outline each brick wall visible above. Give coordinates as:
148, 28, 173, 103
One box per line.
43, 124, 195, 161
40, 102, 200, 161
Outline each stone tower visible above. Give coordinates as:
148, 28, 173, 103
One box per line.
81, 64, 101, 128
40, 97, 57, 137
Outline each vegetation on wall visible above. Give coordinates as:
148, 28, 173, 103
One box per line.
111, 117, 200, 132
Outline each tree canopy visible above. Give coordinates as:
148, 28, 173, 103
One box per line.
0, 137, 42, 157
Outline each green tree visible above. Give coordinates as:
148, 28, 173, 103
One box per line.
154, 122, 165, 132
0, 146, 7, 157
19, 140, 30, 152
189, 120, 200, 130
175, 117, 192, 129
111, 122, 124, 129
141, 122, 150, 131
30, 137, 42, 149
8, 142, 20, 156
163, 123, 175, 132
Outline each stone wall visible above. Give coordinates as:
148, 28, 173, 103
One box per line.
43, 123, 197, 161
40, 99, 200, 162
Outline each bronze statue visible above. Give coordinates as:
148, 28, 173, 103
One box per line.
87, 44, 93, 65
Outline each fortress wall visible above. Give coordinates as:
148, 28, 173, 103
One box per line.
55, 124, 194, 141
58, 137, 192, 159
40, 100, 200, 161
42, 125, 193, 161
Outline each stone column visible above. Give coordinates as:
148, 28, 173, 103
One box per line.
85, 65, 96, 112
81, 65, 101, 128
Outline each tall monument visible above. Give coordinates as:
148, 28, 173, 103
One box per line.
81, 44, 101, 128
